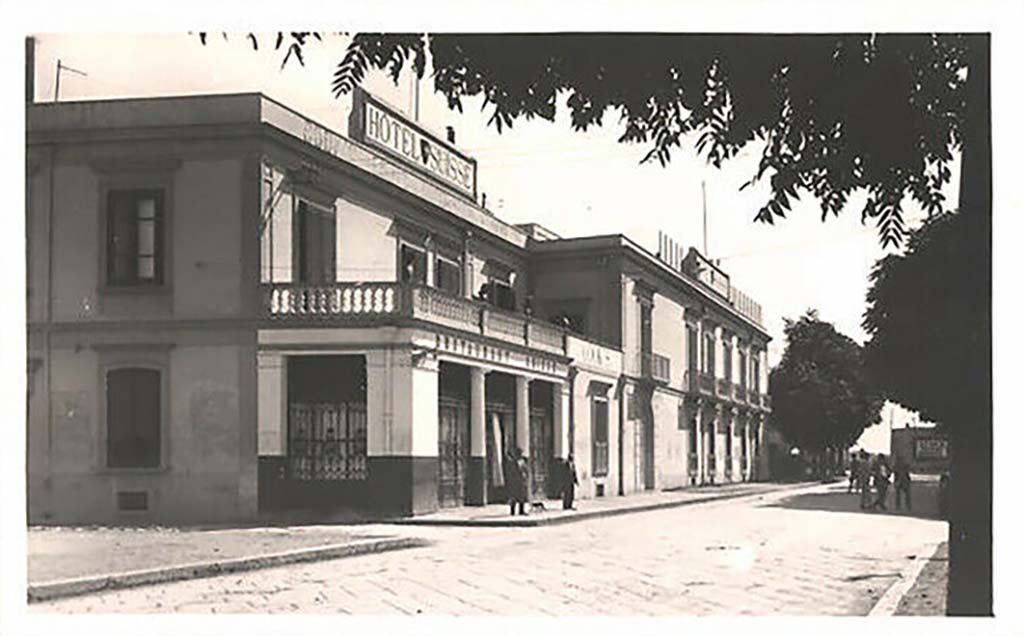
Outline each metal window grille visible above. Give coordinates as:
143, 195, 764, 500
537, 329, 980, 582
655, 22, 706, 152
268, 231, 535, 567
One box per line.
288, 402, 368, 480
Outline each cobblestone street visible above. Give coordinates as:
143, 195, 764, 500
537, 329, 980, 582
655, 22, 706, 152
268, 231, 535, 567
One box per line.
32, 482, 946, 616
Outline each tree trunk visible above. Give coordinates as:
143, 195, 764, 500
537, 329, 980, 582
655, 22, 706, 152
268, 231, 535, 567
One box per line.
946, 34, 992, 617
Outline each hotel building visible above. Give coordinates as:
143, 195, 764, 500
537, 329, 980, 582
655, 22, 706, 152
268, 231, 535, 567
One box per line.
26, 90, 773, 524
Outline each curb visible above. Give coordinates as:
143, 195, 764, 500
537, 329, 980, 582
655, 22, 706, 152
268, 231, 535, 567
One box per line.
395, 482, 818, 528
28, 536, 430, 604
868, 541, 944, 616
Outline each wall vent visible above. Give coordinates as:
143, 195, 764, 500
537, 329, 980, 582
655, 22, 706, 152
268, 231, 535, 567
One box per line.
116, 491, 149, 511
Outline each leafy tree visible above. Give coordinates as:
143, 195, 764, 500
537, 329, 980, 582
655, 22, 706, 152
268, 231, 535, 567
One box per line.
769, 311, 882, 474
207, 32, 968, 249
204, 31, 991, 616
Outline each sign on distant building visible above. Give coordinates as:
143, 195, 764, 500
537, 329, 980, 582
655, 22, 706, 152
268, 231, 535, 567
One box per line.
349, 88, 478, 201
914, 437, 949, 461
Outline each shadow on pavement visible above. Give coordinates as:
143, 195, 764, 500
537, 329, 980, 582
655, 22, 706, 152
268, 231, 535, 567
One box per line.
762, 479, 944, 522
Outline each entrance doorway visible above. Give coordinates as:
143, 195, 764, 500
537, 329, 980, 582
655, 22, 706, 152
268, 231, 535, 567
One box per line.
438, 397, 469, 507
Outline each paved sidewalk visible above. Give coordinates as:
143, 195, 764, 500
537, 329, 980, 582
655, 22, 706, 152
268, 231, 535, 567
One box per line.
397, 480, 814, 526
895, 542, 948, 616
29, 526, 388, 584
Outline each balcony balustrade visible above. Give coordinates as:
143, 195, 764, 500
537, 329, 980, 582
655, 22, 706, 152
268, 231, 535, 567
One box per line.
716, 378, 731, 399
761, 393, 772, 410
263, 282, 567, 355
747, 388, 758, 405
697, 372, 715, 395
733, 383, 744, 402
636, 351, 671, 384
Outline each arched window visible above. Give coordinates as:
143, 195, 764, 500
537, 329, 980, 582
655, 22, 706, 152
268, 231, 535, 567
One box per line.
106, 367, 161, 468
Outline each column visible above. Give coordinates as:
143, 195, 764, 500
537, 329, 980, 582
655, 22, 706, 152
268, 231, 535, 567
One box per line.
466, 366, 488, 505
257, 351, 288, 457
515, 375, 531, 457
726, 411, 735, 482
552, 380, 570, 460
756, 416, 767, 481
693, 403, 703, 485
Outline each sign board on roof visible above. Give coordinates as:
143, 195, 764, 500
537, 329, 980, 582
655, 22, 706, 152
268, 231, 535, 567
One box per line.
348, 88, 478, 201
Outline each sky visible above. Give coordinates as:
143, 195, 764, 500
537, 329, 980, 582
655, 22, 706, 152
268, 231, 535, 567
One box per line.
27, 33, 957, 451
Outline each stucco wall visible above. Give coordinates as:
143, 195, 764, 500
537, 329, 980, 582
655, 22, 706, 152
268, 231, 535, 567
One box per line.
28, 342, 256, 524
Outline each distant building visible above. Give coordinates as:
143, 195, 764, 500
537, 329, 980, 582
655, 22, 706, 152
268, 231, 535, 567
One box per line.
27, 89, 776, 524
891, 426, 950, 474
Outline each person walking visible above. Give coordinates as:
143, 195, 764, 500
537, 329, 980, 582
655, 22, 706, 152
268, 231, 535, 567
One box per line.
893, 459, 912, 510
505, 448, 528, 516
857, 451, 873, 509
848, 453, 860, 494
871, 454, 891, 511
562, 454, 579, 510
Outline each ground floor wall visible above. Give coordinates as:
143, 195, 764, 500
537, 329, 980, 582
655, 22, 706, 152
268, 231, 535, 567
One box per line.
27, 328, 258, 525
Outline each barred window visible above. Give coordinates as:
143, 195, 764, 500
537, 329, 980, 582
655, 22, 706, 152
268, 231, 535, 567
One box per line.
288, 402, 368, 480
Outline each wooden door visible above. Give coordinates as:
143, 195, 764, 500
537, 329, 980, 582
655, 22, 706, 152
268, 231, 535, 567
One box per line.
438, 398, 469, 507
529, 407, 552, 499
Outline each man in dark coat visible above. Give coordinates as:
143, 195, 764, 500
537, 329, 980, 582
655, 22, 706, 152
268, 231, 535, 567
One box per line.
893, 459, 912, 510
505, 447, 528, 516
562, 454, 579, 510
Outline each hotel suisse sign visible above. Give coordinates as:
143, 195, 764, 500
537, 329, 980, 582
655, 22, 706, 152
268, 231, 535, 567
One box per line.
348, 88, 478, 201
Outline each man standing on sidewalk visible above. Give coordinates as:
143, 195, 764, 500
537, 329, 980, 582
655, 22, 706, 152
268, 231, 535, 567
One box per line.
893, 459, 912, 511
858, 451, 873, 509
849, 453, 860, 493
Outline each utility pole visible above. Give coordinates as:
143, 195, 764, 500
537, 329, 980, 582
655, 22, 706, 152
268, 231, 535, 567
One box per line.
54, 59, 88, 103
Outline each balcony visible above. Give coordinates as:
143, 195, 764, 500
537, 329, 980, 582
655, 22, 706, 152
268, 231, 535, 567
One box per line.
263, 282, 567, 355
760, 393, 772, 410
697, 372, 715, 395
747, 388, 758, 405
716, 378, 731, 399
732, 383, 744, 402
636, 351, 671, 384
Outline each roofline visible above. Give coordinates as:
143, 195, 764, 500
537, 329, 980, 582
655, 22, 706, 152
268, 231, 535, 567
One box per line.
531, 233, 771, 340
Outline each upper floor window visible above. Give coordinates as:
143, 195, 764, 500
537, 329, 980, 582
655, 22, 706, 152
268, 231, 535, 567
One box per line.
434, 255, 462, 296
753, 355, 761, 392
639, 303, 653, 353
686, 326, 698, 372
294, 199, 336, 284
400, 242, 428, 285
703, 332, 716, 375
739, 351, 748, 389
723, 340, 733, 383
106, 367, 161, 468
106, 189, 164, 286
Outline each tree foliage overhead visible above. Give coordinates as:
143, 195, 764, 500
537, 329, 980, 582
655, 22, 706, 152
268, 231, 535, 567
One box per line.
204, 32, 970, 248
769, 310, 883, 452
862, 208, 985, 426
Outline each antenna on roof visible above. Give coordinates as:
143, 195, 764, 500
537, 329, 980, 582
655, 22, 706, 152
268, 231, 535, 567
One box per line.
54, 59, 87, 102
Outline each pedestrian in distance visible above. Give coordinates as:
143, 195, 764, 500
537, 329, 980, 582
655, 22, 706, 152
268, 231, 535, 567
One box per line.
504, 447, 528, 516
938, 472, 951, 520
562, 454, 579, 510
849, 454, 860, 494
893, 459, 912, 511
857, 450, 873, 509
871, 454, 891, 511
